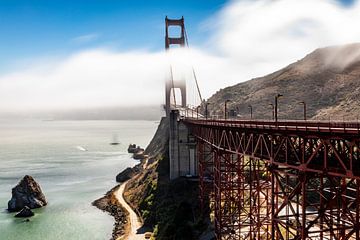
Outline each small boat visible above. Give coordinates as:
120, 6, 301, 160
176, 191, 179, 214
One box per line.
110, 134, 120, 145
76, 146, 87, 151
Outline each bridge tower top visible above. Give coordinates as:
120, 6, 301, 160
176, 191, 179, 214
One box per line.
165, 16, 185, 49
165, 16, 187, 116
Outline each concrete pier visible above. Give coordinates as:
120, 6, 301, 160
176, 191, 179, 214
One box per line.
169, 110, 197, 179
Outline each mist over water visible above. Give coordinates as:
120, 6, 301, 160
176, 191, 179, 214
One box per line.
0, 120, 158, 240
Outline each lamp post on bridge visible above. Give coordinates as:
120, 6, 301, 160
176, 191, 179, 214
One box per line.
248, 105, 253, 120
274, 94, 283, 122
299, 101, 306, 121
224, 100, 231, 120
269, 104, 275, 120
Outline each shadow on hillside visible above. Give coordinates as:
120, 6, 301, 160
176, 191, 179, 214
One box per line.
139, 146, 212, 240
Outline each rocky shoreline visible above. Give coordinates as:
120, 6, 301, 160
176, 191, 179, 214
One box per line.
93, 117, 171, 239
92, 185, 129, 240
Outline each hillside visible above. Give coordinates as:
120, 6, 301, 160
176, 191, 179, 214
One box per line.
121, 117, 209, 240
207, 43, 360, 120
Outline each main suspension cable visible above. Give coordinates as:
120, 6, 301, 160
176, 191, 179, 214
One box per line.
169, 65, 177, 107
184, 25, 203, 103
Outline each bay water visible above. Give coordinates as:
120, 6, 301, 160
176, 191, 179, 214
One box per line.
0, 120, 158, 240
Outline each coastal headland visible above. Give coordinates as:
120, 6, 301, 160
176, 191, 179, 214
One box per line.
94, 117, 211, 240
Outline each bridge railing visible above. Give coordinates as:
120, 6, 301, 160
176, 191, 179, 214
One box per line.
184, 118, 360, 135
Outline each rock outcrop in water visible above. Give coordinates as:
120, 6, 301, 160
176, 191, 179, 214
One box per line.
127, 144, 144, 154
116, 166, 140, 183
8, 175, 47, 212
15, 206, 34, 218
128, 144, 147, 160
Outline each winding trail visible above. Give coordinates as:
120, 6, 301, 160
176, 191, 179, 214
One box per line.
115, 181, 145, 240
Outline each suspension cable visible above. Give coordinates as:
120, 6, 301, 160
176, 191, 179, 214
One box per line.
184, 25, 203, 103
169, 65, 177, 107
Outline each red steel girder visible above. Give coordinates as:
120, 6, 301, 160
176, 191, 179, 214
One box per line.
187, 119, 360, 240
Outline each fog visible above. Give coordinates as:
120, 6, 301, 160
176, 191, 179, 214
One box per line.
1, 0, 360, 116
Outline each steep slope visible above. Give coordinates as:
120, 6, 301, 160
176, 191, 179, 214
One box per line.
121, 117, 209, 240
207, 43, 360, 120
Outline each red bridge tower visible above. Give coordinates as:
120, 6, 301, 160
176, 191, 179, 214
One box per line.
165, 16, 187, 116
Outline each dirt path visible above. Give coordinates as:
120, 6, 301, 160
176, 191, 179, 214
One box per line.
115, 181, 145, 240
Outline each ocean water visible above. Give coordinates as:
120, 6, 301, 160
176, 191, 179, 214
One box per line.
0, 120, 158, 240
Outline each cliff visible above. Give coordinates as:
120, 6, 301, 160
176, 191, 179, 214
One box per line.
122, 117, 210, 239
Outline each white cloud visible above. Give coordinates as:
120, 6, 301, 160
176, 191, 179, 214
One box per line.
207, 0, 360, 80
1, 0, 360, 112
71, 33, 99, 44
0, 49, 167, 111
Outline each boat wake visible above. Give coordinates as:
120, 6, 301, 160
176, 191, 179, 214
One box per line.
76, 146, 88, 151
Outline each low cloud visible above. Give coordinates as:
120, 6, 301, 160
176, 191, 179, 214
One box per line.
0, 49, 166, 111
1, 0, 360, 112
210, 0, 360, 80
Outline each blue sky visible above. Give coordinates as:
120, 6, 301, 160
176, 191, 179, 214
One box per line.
0, 0, 353, 72
341, 0, 355, 5
0, 0, 226, 72
0, 0, 359, 111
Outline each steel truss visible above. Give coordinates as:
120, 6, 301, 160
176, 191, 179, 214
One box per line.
186, 119, 360, 240
198, 141, 214, 211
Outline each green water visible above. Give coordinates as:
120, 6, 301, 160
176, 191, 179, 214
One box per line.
0, 120, 158, 240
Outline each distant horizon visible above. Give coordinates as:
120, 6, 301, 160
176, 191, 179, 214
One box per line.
0, 104, 164, 121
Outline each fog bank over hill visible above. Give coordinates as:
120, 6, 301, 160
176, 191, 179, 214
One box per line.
2, 1, 360, 113
207, 43, 360, 121
0, 105, 163, 121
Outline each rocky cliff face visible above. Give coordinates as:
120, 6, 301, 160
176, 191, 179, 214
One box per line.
144, 117, 169, 158
8, 175, 47, 212
207, 43, 360, 120
122, 117, 209, 239
123, 117, 169, 210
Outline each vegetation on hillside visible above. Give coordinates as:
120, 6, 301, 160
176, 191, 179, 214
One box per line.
205, 43, 360, 120
122, 117, 211, 240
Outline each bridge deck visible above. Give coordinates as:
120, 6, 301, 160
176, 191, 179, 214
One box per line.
184, 118, 360, 135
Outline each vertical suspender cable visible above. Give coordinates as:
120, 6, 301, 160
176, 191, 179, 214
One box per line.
169, 65, 177, 107
184, 25, 203, 104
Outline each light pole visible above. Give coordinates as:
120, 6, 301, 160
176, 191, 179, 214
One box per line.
224, 100, 231, 120
299, 101, 306, 121
275, 94, 283, 122
269, 104, 274, 120
205, 102, 210, 120
248, 105, 253, 119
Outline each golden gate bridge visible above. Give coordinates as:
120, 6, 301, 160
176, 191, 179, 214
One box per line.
164, 16, 360, 240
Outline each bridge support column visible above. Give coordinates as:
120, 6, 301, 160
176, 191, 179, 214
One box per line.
213, 152, 273, 239
169, 110, 197, 180
214, 151, 264, 240
198, 141, 214, 211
